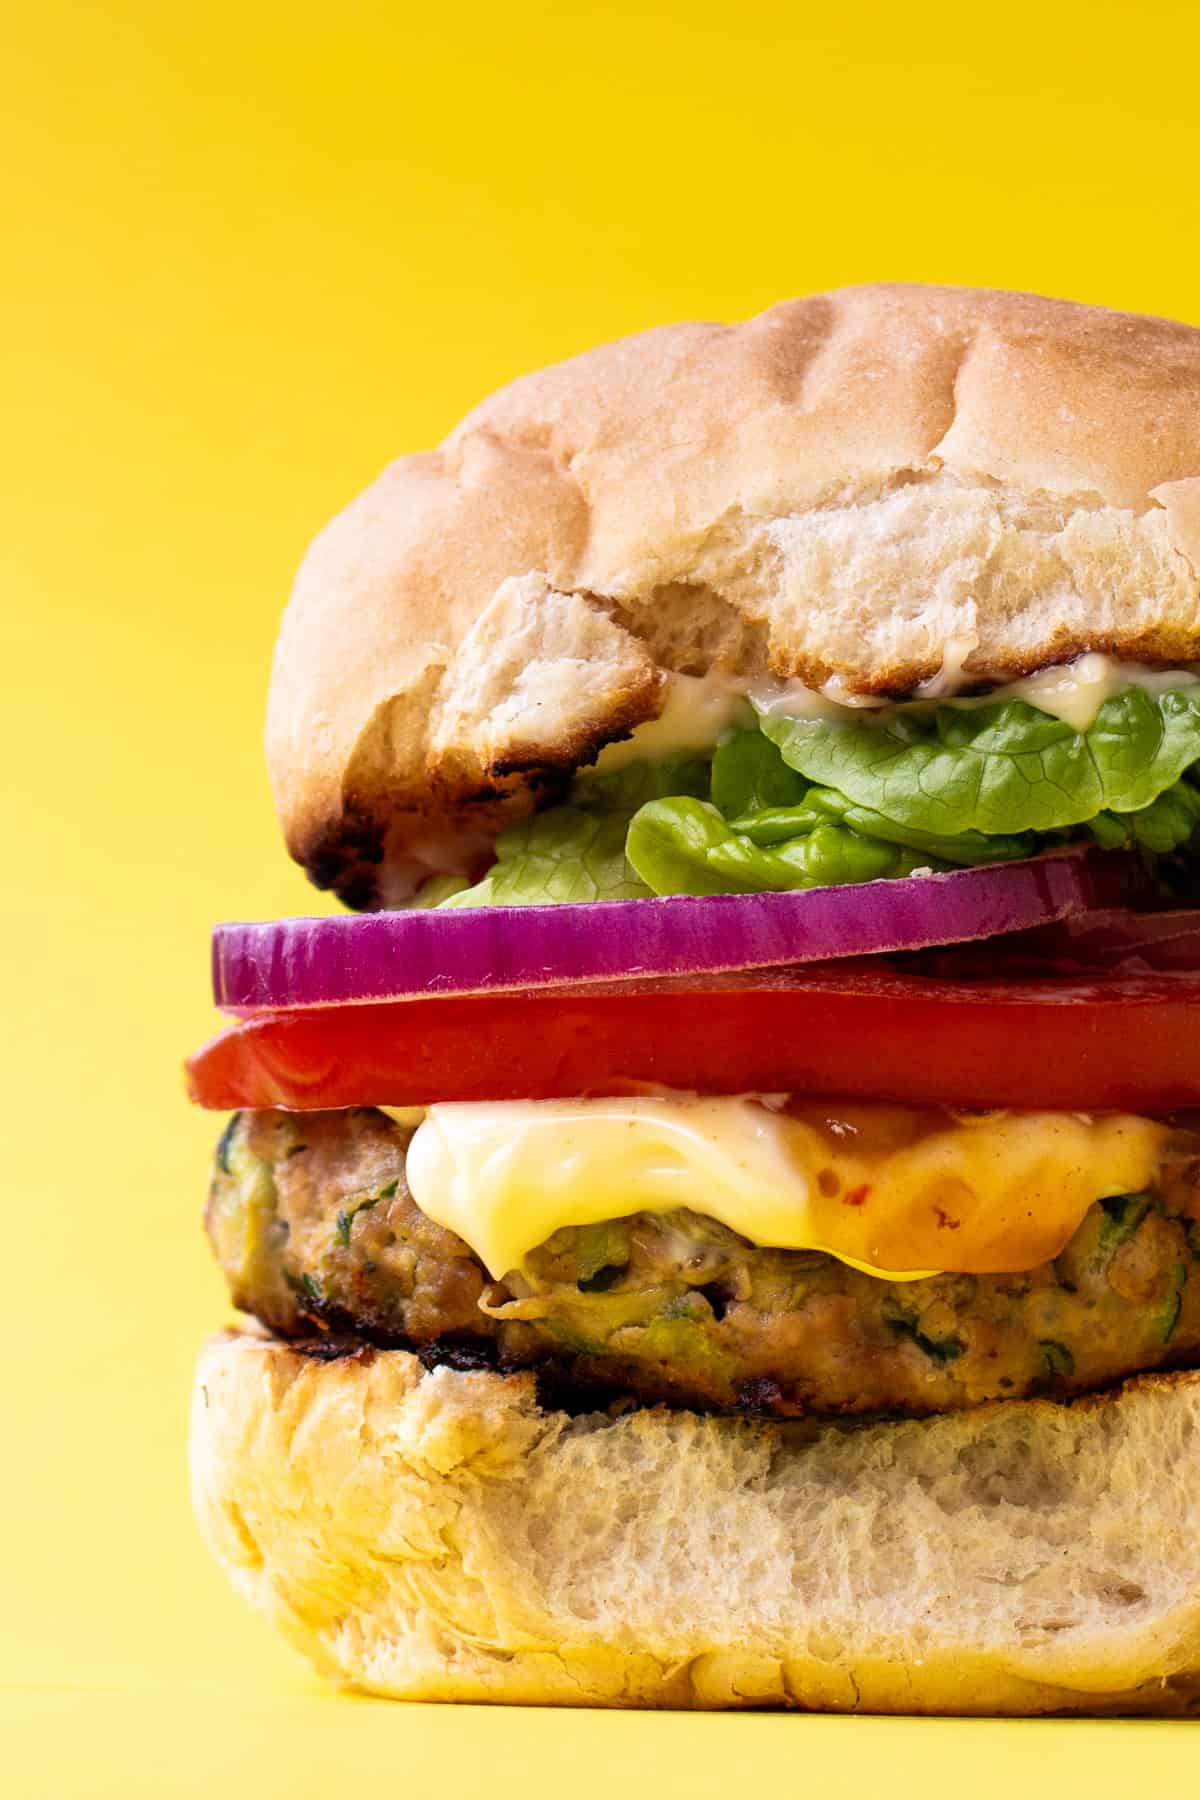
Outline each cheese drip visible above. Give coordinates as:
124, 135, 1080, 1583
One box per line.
397, 1096, 1165, 1282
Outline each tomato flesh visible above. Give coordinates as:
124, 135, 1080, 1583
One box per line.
187, 965, 1200, 1113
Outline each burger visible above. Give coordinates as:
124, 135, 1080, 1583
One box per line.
188, 284, 1200, 1713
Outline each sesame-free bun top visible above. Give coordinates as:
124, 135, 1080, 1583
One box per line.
267, 283, 1200, 905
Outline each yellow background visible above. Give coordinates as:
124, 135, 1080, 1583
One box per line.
5, 1, 1199, 1789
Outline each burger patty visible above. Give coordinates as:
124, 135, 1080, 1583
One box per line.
206, 1107, 1200, 1417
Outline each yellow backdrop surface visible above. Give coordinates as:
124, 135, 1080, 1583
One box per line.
5, 2, 1199, 1791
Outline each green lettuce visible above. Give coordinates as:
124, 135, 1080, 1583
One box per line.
1085, 776, 1200, 855
728, 797, 1032, 866
760, 687, 1200, 836
626, 796, 935, 896
714, 730, 1035, 864
440, 686, 1200, 907
445, 754, 710, 908
624, 730, 1038, 896
444, 807, 651, 908
709, 728, 809, 817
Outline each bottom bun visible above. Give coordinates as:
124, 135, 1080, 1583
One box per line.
190, 1332, 1200, 1713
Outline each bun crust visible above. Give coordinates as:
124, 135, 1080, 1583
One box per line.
266, 285, 1200, 904
191, 1332, 1200, 1713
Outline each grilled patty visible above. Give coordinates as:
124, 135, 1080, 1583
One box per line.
206, 1107, 1200, 1417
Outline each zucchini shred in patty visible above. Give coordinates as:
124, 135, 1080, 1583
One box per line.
206, 1107, 1200, 1417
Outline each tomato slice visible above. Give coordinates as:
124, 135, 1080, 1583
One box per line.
186, 964, 1200, 1112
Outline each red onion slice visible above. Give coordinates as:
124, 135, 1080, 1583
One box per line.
212, 849, 1133, 1013
910, 905, 1200, 980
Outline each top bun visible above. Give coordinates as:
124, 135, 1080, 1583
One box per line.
266, 284, 1200, 906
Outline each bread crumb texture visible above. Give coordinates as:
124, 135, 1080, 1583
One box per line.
191, 1333, 1200, 1712
265, 286, 1200, 899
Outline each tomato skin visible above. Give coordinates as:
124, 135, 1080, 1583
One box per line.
186, 966, 1200, 1113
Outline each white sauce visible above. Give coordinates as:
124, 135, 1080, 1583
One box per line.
999, 654, 1199, 734
753, 656, 1200, 737
589, 673, 753, 773
590, 661, 1199, 766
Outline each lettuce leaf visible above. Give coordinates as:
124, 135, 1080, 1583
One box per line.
409, 873, 471, 908
760, 687, 1200, 837
573, 752, 712, 812
626, 796, 937, 896
710, 729, 810, 817
729, 790, 1036, 867
444, 754, 711, 907
445, 807, 653, 907
709, 731, 1034, 869
441, 686, 1200, 908
1084, 776, 1200, 855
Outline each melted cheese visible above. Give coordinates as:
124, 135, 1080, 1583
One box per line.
396, 1096, 1165, 1282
